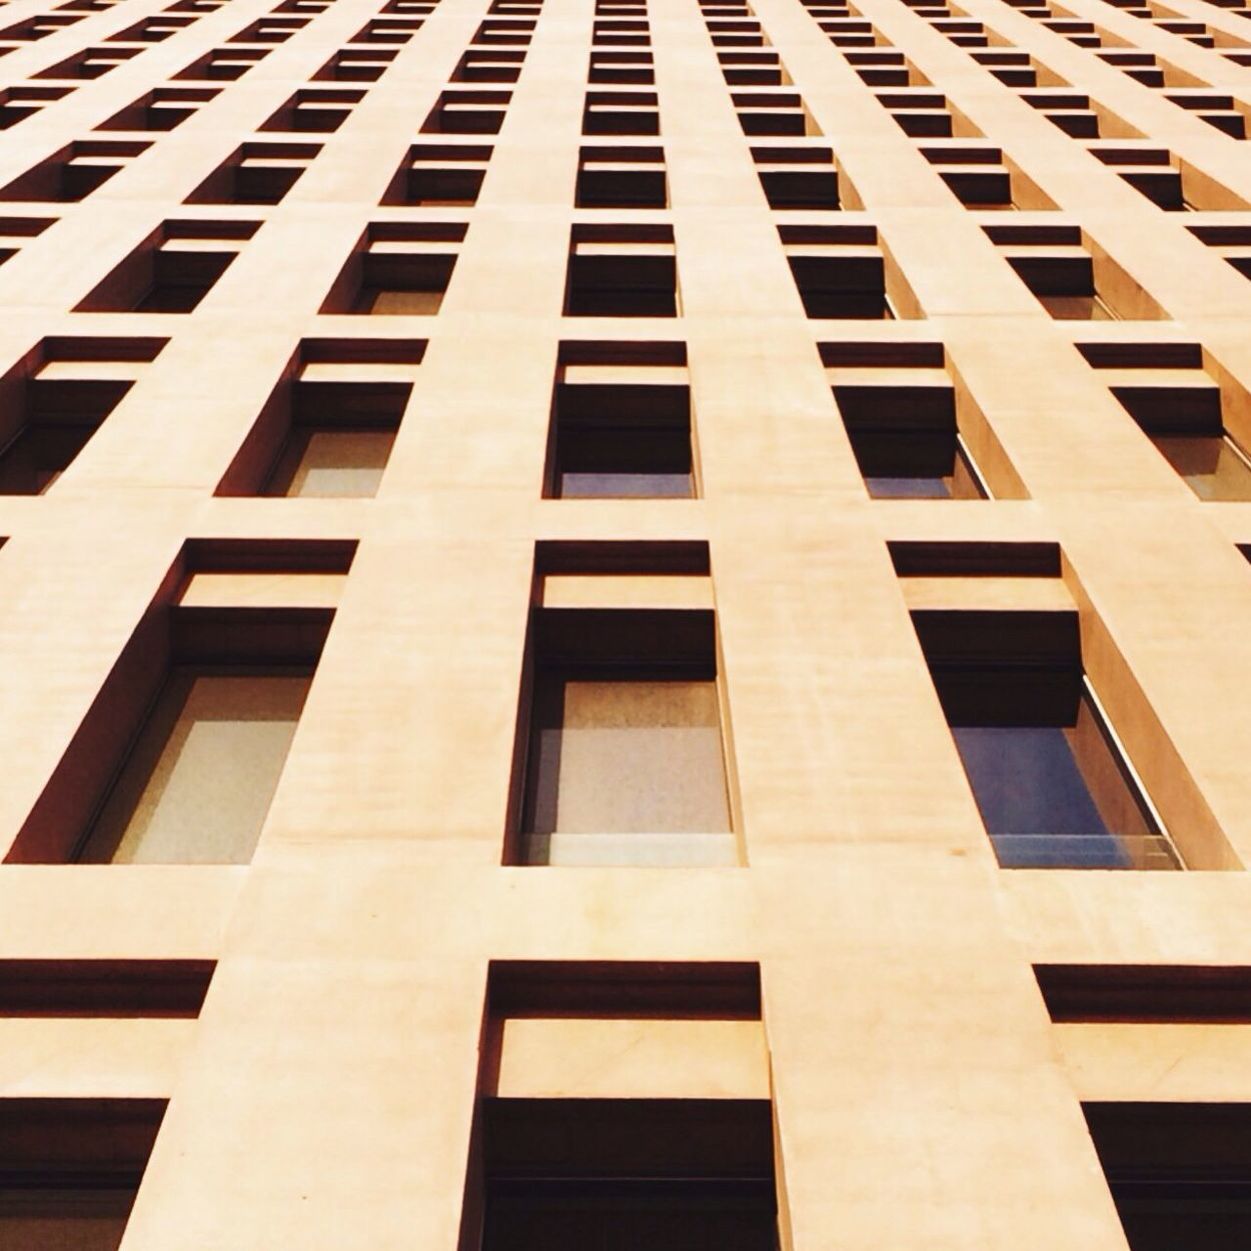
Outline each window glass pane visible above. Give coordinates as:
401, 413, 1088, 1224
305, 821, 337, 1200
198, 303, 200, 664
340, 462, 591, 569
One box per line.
560, 471, 692, 498
269, 430, 393, 498
78, 672, 311, 864
359, 288, 443, 314
864, 445, 983, 499
524, 678, 732, 865
866, 475, 952, 498
1153, 435, 1251, 501
952, 694, 1178, 869
1037, 294, 1114, 320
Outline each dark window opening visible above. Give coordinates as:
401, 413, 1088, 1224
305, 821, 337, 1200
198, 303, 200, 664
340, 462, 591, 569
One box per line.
914, 610, 1179, 869
320, 223, 464, 315
565, 224, 677, 316
1085, 1104, 1251, 1251
547, 350, 691, 498
0, 1099, 166, 1251
0, 336, 164, 494
835, 382, 986, 498
75, 221, 257, 313
479, 1099, 778, 1251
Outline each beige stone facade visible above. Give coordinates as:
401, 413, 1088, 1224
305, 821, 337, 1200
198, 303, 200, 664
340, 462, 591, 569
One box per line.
2, 0, 1251, 1243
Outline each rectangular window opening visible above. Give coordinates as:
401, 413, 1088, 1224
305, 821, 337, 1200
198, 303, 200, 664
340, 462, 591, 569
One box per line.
914, 608, 1180, 869
510, 567, 735, 867
0, 1098, 166, 1251
6, 542, 346, 865
547, 340, 692, 498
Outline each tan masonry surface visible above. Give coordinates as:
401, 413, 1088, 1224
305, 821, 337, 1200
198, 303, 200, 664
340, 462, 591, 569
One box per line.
0, 0, 1249, 1242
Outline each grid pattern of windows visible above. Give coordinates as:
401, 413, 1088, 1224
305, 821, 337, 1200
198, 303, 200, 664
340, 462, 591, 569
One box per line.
0, 0, 1251, 1245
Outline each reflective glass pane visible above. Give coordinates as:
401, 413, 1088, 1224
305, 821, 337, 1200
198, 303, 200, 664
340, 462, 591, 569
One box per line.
78, 672, 311, 864
268, 429, 394, 498
1153, 435, 1251, 501
560, 471, 692, 498
1037, 293, 1114, 321
952, 694, 1178, 869
523, 677, 733, 866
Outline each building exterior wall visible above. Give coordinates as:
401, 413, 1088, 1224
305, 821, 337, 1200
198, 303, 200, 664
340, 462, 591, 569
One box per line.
2, 0, 1251, 1243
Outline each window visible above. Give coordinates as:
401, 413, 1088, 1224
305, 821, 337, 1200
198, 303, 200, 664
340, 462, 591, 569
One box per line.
96, 87, 220, 131
385, 142, 492, 205
185, 142, 321, 204
0, 1098, 166, 1251
989, 224, 1164, 320
576, 145, 667, 207
1081, 341, 1251, 499
913, 604, 1180, 868
511, 544, 735, 866
76, 219, 258, 313
217, 338, 420, 499
0, 335, 165, 494
260, 87, 364, 133
565, 224, 677, 316
463, 962, 779, 1251
0, 139, 151, 201
422, 88, 511, 133
320, 222, 464, 314
923, 140, 1015, 208
6, 540, 351, 864
1085, 1104, 1251, 1251
545, 341, 693, 498
752, 145, 839, 209
0, 959, 214, 1016
824, 342, 990, 497
782, 225, 893, 319
582, 89, 659, 134
479, 1099, 777, 1251
76, 670, 312, 863
174, 46, 271, 80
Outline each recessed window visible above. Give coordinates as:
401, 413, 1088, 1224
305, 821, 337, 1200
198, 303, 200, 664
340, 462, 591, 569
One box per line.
423, 88, 511, 133
1154, 434, 1251, 499
259, 87, 364, 133
512, 545, 735, 866
828, 352, 988, 498
0, 335, 165, 493
753, 144, 839, 209
320, 222, 464, 314
1085, 1104, 1251, 1251
75, 219, 259, 313
0, 139, 151, 201
185, 142, 321, 204
781, 224, 894, 318
546, 341, 693, 498
565, 224, 677, 316
0, 959, 215, 1016
0, 1098, 166, 1250
384, 142, 492, 205
582, 89, 659, 134
95, 86, 219, 131
1082, 341, 1251, 499
464, 961, 778, 1251
914, 607, 1180, 869
217, 339, 421, 499
576, 144, 667, 207
75, 670, 313, 864
6, 540, 351, 864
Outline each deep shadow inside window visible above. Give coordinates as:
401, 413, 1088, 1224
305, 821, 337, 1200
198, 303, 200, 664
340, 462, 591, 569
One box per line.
1085, 1103, 1251, 1251
481, 1098, 778, 1251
